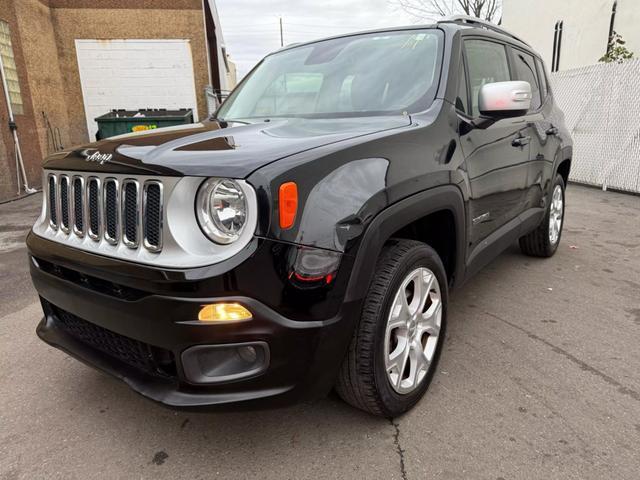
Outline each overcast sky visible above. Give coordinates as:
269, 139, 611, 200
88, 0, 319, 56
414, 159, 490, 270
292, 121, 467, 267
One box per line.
216, 0, 420, 80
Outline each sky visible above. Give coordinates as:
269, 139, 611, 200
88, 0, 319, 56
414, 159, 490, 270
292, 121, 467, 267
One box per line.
216, 0, 421, 80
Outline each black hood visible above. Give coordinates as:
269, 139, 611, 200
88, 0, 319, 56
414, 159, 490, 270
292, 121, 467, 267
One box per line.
44, 116, 411, 178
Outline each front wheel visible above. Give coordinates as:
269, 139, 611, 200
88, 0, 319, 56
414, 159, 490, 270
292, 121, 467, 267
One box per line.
335, 239, 447, 417
519, 174, 566, 257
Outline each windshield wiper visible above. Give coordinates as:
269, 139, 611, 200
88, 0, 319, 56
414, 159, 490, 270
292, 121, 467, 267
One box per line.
211, 116, 251, 127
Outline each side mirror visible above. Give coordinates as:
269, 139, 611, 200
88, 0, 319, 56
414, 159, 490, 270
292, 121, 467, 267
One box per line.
479, 80, 532, 117
467, 81, 531, 130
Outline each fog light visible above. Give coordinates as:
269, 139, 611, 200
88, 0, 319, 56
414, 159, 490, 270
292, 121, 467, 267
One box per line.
237, 345, 257, 363
198, 303, 252, 322
181, 342, 269, 384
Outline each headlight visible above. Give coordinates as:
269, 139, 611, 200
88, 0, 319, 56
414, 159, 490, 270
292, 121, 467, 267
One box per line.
196, 178, 248, 244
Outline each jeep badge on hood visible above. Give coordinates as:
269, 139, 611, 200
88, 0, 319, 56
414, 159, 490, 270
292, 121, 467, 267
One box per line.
82, 149, 113, 165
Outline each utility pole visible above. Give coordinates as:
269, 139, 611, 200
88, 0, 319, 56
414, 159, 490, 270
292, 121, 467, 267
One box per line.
279, 17, 283, 47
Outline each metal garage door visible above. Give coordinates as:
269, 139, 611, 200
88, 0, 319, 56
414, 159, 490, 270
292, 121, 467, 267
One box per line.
75, 39, 199, 141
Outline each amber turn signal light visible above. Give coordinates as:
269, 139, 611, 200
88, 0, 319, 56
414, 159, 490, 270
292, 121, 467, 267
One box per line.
279, 181, 298, 229
198, 303, 252, 322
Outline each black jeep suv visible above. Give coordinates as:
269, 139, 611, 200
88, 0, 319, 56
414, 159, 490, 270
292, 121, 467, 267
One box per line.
28, 17, 571, 417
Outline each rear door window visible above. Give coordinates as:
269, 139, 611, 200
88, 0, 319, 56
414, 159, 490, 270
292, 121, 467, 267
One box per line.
535, 57, 549, 101
464, 39, 511, 117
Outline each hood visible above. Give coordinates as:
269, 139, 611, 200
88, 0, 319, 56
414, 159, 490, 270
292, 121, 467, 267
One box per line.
43, 116, 411, 178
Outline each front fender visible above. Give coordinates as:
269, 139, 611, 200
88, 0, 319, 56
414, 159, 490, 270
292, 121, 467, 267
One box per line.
344, 185, 466, 302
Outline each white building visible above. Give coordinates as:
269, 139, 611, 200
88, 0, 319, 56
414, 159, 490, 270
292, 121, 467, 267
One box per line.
502, 0, 640, 71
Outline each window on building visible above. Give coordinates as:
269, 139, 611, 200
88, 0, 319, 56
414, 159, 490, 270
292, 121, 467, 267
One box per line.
0, 20, 24, 115
551, 20, 564, 72
464, 40, 511, 117
455, 58, 469, 115
513, 49, 541, 111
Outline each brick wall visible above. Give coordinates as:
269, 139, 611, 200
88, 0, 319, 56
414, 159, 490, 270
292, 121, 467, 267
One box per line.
0, 0, 208, 202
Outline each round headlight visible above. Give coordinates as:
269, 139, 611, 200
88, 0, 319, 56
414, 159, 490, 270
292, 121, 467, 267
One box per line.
196, 178, 248, 244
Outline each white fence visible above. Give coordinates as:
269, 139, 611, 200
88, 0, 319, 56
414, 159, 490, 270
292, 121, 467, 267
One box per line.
551, 60, 640, 193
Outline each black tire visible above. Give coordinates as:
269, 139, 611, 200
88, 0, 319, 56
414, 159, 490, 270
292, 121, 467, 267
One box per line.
519, 174, 566, 257
335, 239, 448, 417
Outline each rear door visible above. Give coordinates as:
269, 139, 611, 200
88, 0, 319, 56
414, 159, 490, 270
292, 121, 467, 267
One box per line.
458, 38, 530, 253
509, 47, 557, 217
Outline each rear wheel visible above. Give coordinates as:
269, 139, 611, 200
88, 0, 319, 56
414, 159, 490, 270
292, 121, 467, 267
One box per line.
519, 174, 565, 257
335, 239, 447, 417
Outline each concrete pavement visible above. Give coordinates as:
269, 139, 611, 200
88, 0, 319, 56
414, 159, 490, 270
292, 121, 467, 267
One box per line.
1, 185, 639, 479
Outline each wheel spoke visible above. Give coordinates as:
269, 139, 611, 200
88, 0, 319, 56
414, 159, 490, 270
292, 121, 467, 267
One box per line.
409, 272, 423, 315
407, 340, 429, 388
414, 343, 429, 379
388, 290, 409, 330
387, 340, 410, 388
418, 271, 435, 314
418, 299, 441, 336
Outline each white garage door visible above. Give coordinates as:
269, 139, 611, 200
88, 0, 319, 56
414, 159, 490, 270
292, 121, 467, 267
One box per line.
75, 39, 199, 141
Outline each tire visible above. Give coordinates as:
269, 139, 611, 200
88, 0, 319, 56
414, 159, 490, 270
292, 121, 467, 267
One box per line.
335, 239, 448, 417
519, 174, 566, 257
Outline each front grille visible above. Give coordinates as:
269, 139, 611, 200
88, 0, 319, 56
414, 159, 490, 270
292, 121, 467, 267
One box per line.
73, 176, 84, 235
48, 175, 58, 228
143, 182, 162, 251
122, 180, 139, 247
104, 179, 119, 243
60, 175, 70, 232
50, 302, 176, 378
46, 173, 163, 253
88, 177, 100, 239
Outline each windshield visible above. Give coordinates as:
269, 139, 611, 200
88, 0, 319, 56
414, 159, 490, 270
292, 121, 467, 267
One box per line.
217, 29, 443, 120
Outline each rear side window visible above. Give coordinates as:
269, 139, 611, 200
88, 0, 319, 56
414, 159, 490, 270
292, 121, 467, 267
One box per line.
464, 40, 511, 117
536, 57, 549, 100
513, 49, 541, 111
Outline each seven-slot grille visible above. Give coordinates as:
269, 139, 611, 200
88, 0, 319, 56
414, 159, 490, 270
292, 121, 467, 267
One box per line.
47, 173, 163, 252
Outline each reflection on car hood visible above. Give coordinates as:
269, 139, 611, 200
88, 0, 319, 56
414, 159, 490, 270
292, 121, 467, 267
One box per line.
43, 116, 411, 177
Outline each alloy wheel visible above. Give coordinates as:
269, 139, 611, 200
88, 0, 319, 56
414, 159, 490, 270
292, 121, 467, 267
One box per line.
549, 184, 564, 245
384, 267, 442, 394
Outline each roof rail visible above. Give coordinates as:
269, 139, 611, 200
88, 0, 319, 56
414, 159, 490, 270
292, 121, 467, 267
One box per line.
439, 15, 530, 46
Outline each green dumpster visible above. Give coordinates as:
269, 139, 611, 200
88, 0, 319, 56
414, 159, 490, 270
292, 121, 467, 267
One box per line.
94, 108, 194, 140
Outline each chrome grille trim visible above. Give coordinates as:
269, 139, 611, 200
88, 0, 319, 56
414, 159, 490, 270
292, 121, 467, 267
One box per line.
103, 178, 119, 245
87, 177, 102, 241
43, 173, 165, 253
48, 174, 58, 230
72, 176, 85, 237
59, 174, 71, 234
143, 181, 163, 252
121, 179, 140, 249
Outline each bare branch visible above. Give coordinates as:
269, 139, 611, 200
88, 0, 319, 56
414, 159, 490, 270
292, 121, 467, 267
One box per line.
395, 0, 502, 22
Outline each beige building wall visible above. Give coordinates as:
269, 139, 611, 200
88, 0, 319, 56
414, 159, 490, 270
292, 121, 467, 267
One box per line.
502, 0, 639, 70
226, 56, 238, 90
49, 4, 209, 147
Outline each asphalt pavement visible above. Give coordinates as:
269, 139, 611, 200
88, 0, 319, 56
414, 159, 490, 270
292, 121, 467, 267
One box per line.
1, 185, 639, 480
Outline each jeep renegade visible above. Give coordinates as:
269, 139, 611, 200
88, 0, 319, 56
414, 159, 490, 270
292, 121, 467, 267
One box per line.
28, 17, 572, 417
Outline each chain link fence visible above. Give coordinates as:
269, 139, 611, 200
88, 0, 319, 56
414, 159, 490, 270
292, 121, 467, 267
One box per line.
551, 59, 640, 193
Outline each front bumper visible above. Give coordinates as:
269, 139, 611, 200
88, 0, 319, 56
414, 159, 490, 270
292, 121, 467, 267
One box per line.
28, 233, 360, 409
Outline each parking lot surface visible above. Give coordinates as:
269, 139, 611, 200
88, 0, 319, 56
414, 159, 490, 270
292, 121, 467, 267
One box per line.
1, 184, 639, 480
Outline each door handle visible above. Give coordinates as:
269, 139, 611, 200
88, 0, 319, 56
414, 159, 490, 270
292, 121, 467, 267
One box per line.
546, 126, 559, 136
512, 136, 531, 147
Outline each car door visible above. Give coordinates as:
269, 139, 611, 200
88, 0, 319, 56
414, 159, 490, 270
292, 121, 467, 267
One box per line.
458, 38, 530, 256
